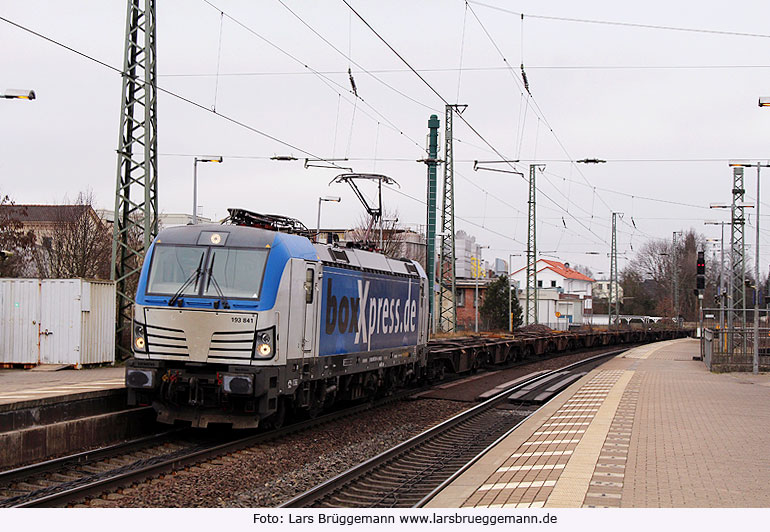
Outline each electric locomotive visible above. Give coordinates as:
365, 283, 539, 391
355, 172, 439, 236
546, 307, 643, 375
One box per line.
125, 209, 429, 428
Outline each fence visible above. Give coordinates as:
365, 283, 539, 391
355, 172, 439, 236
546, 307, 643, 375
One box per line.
701, 307, 770, 372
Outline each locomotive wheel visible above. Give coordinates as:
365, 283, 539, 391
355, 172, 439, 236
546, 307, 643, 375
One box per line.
262, 398, 287, 429
428, 362, 446, 382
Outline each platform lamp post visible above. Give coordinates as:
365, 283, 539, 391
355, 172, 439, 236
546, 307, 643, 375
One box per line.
729, 158, 770, 375
2, 89, 35, 265
192, 157, 223, 224
705, 219, 730, 338
474, 245, 490, 333
316, 196, 341, 241
508, 253, 523, 333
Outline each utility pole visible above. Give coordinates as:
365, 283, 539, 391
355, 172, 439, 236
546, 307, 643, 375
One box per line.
508, 253, 521, 333
111, 0, 158, 358
705, 221, 730, 338
727, 160, 769, 372
672, 231, 682, 327
610, 213, 622, 329
437, 104, 465, 332
525, 164, 544, 325
730, 166, 747, 355
424, 114, 440, 332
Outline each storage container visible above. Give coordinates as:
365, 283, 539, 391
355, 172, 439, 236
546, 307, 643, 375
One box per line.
0, 278, 115, 367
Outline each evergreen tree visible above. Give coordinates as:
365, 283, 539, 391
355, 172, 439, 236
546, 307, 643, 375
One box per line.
480, 275, 523, 331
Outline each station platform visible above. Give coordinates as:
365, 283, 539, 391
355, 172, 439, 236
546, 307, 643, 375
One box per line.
0, 365, 124, 407
426, 338, 770, 508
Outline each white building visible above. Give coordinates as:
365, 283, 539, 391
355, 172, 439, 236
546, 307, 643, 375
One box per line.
517, 288, 587, 330
510, 259, 594, 328
95, 210, 212, 227
455, 230, 488, 279
592, 279, 624, 304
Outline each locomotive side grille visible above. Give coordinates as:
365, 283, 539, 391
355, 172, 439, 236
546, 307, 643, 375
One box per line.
146, 323, 189, 357
208, 330, 255, 360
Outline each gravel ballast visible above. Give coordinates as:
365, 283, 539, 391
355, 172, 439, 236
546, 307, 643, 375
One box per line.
83, 399, 466, 508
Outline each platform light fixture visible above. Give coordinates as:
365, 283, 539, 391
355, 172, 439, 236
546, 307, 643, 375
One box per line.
1, 89, 35, 100
758, 97, 770, 107
710, 202, 753, 209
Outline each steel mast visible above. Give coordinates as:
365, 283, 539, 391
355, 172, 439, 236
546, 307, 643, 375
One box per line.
438, 105, 464, 332
111, 0, 159, 357
729, 166, 747, 354
525, 164, 544, 325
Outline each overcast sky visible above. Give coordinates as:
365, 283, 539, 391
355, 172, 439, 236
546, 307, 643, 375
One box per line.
3, 0, 770, 276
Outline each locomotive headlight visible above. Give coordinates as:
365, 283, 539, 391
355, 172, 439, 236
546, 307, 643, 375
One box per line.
254, 327, 275, 359
133, 324, 147, 352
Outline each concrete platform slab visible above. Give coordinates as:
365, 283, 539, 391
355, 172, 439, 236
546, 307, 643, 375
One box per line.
425, 338, 770, 508
0, 366, 124, 407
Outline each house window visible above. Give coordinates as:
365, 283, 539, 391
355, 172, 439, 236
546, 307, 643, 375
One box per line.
456, 288, 465, 307
537, 280, 543, 288
551, 280, 557, 288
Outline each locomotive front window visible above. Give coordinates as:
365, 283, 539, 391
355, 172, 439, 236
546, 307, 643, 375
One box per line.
146, 245, 207, 296
204, 248, 268, 299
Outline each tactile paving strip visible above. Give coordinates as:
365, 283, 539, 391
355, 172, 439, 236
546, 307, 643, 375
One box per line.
582, 376, 639, 507
461, 369, 629, 508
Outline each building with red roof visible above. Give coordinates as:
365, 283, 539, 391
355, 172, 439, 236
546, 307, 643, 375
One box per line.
509, 259, 594, 328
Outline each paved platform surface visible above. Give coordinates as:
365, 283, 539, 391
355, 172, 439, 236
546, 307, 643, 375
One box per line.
0, 366, 124, 406
426, 338, 770, 508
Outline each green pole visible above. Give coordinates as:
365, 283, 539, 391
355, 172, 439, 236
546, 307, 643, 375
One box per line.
427, 114, 439, 330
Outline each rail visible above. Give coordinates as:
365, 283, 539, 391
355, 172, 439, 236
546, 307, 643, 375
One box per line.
281, 348, 627, 508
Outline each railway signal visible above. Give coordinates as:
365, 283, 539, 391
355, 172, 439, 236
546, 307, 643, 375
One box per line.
696, 251, 706, 292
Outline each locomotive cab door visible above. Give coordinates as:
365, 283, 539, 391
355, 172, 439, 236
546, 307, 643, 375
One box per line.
302, 264, 318, 354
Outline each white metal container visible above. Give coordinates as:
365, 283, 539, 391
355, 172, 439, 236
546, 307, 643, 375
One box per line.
0, 278, 116, 367
0, 279, 39, 365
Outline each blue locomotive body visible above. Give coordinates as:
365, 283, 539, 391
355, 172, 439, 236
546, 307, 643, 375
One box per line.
319, 266, 421, 356
125, 217, 429, 428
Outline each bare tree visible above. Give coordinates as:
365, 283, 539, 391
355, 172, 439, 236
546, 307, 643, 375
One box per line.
571, 263, 594, 278
622, 229, 708, 320
0, 194, 36, 277
347, 209, 408, 258
34, 191, 112, 279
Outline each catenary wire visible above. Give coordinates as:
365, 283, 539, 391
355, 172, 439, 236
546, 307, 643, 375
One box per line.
200, 0, 427, 154
0, 14, 348, 170
340, 0, 611, 247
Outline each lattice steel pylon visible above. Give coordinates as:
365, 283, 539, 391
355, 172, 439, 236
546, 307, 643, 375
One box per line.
111, 0, 159, 358
610, 212, 622, 328
437, 105, 462, 332
525, 164, 543, 325
729, 166, 746, 354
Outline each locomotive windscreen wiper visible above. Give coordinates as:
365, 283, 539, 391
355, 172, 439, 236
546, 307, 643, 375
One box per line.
168, 254, 204, 306
206, 253, 230, 309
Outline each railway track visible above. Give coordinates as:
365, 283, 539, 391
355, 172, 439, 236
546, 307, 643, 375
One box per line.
0, 387, 422, 508
2, 345, 632, 508
281, 349, 625, 508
